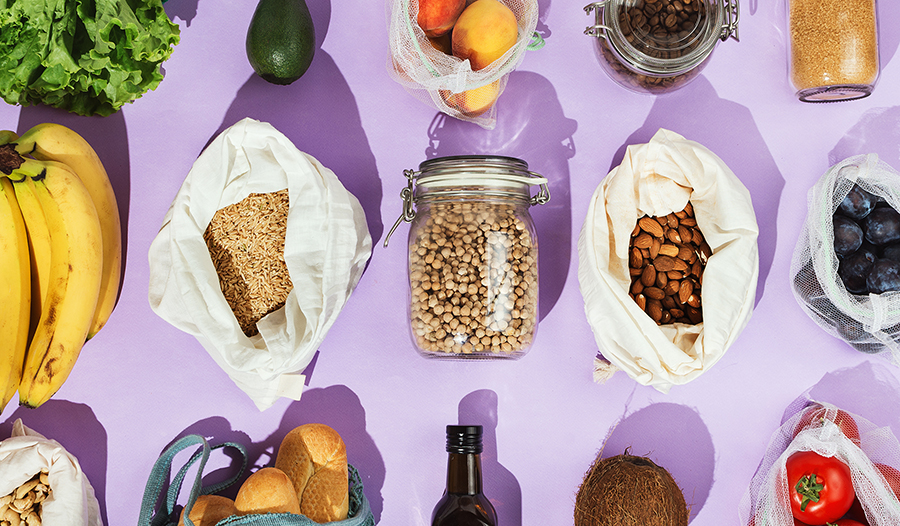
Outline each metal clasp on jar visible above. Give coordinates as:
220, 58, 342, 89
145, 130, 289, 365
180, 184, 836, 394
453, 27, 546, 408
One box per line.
583, 0, 740, 42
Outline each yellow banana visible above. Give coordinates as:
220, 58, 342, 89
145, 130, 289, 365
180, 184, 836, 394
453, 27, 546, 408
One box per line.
11, 177, 53, 342
15, 123, 121, 339
0, 177, 31, 411
12, 159, 103, 408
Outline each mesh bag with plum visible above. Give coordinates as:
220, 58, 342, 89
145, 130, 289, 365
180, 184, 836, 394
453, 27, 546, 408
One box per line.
740, 400, 900, 526
791, 154, 900, 362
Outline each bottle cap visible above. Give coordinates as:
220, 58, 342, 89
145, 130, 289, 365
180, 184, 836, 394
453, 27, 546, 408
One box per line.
446, 425, 483, 454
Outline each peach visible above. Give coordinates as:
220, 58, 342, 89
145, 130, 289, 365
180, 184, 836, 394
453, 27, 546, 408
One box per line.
417, 0, 466, 38
441, 80, 501, 117
452, 0, 518, 70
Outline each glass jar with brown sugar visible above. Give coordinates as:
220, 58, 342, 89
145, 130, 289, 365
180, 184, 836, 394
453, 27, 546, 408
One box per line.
385, 155, 550, 360
583, 0, 739, 94
788, 0, 879, 102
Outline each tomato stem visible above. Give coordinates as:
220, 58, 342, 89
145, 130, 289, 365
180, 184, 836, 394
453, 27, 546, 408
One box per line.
795, 473, 824, 511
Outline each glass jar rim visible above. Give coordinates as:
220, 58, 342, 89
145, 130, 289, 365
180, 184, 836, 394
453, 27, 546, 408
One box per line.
603, 0, 728, 75
413, 155, 548, 201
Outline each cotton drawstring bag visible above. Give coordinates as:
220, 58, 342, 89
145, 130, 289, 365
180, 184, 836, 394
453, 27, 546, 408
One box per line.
148, 118, 372, 410
0, 419, 101, 526
386, 0, 543, 130
578, 129, 759, 392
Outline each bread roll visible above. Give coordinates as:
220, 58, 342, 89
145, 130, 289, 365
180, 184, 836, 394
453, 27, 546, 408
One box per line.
234, 467, 302, 515
178, 495, 237, 526
275, 423, 349, 523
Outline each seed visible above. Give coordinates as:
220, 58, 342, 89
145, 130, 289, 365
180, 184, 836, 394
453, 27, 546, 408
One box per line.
639, 217, 665, 238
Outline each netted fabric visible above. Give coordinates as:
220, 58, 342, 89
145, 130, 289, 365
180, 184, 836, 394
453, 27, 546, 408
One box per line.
739, 400, 900, 525
386, 0, 540, 129
790, 154, 900, 362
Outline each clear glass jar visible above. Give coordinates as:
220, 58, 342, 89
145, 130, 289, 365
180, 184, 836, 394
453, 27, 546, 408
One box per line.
787, 0, 879, 102
385, 155, 550, 360
584, 0, 739, 94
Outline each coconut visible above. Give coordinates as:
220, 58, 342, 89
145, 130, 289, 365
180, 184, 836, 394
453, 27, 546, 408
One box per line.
574, 452, 689, 526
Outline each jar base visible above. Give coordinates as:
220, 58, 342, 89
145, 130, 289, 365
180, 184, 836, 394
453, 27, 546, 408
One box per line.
796, 84, 874, 103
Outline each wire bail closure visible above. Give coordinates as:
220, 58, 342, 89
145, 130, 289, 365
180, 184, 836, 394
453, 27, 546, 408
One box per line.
384, 161, 550, 247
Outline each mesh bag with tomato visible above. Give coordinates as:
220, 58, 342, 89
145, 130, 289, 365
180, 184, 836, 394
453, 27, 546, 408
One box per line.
740, 400, 900, 525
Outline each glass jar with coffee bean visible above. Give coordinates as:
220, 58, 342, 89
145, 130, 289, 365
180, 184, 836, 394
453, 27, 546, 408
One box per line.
385, 156, 550, 359
584, 0, 739, 94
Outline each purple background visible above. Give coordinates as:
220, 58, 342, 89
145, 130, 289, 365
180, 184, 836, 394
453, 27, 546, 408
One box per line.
2, 0, 900, 524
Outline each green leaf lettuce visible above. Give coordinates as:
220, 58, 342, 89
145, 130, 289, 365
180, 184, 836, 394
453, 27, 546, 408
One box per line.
0, 0, 180, 116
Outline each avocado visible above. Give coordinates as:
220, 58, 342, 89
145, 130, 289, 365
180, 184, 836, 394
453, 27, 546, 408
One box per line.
246, 0, 316, 85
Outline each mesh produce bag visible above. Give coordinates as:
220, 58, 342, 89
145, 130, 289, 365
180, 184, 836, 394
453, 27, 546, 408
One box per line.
790, 154, 900, 362
386, 0, 542, 130
740, 400, 900, 525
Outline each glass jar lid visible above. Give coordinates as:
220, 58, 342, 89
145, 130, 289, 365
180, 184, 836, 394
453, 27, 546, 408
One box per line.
384, 155, 549, 247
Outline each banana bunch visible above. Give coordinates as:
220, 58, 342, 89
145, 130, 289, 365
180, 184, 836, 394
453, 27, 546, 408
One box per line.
0, 123, 122, 410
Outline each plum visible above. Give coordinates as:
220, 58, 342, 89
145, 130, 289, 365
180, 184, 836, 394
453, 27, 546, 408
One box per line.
867, 258, 900, 294
839, 184, 877, 220
864, 207, 900, 246
883, 243, 900, 261
833, 215, 864, 257
839, 245, 877, 294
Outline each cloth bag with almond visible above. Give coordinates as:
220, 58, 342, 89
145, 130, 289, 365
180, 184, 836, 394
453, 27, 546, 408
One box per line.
0, 419, 101, 526
578, 129, 759, 392
139, 425, 374, 526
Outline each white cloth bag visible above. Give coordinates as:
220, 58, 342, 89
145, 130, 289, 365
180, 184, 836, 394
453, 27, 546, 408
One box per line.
148, 118, 372, 410
0, 419, 101, 526
578, 129, 759, 392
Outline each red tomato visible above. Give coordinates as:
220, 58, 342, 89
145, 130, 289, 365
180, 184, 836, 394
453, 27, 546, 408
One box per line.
830, 520, 868, 526
793, 404, 861, 445
786, 451, 855, 525
875, 462, 900, 500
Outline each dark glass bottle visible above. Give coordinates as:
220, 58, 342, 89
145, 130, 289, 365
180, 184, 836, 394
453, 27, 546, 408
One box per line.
431, 425, 498, 526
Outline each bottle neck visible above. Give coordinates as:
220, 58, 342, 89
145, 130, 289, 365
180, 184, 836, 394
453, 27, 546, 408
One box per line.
446, 452, 483, 495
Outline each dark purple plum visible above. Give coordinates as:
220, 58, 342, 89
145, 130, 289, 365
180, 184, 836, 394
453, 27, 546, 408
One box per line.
833, 215, 864, 257
883, 243, 900, 261
867, 258, 900, 294
864, 207, 900, 246
839, 245, 877, 294
839, 184, 877, 220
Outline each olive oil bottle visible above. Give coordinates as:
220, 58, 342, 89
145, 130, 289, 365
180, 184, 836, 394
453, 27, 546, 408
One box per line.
431, 425, 498, 526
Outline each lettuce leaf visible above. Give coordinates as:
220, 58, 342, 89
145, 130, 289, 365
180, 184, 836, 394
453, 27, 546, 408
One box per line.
0, 0, 180, 116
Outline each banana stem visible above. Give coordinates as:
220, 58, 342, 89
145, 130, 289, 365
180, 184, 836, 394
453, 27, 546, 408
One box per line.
0, 144, 26, 176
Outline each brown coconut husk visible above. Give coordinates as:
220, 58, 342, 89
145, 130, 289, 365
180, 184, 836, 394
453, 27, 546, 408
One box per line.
574, 452, 689, 526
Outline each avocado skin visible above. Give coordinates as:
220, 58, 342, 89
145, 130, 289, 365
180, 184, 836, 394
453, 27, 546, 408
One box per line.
246, 0, 316, 85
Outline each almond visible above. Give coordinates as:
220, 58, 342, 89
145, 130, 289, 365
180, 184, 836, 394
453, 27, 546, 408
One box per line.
639, 217, 665, 238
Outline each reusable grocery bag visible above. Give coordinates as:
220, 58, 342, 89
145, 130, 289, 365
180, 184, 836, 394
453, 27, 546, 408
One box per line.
0, 419, 102, 526
790, 154, 900, 362
578, 128, 759, 392
148, 118, 372, 410
138, 434, 374, 526
386, 0, 542, 130
740, 399, 900, 525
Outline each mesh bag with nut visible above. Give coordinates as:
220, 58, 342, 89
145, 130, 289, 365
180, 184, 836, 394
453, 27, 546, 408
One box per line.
386, 0, 542, 130
0, 419, 101, 526
790, 154, 900, 364
578, 128, 759, 392
740, 398, 900, 525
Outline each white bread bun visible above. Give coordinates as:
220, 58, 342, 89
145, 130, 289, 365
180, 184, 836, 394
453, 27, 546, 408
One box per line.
178, 495, 237, 526
234, 467, 302, 515
275, 423, 349, 523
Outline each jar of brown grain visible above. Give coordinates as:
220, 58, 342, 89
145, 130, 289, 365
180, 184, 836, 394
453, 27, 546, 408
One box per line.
583, 0, 739, 94
787, 0, 879, 102
385, 155, 550, 360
